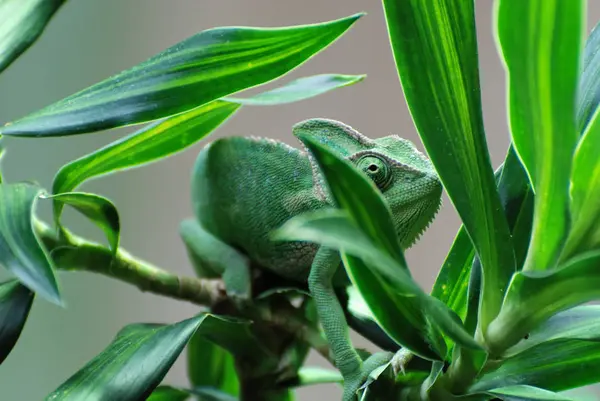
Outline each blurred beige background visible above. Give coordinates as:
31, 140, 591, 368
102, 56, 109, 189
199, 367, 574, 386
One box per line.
0, 1, 599, 400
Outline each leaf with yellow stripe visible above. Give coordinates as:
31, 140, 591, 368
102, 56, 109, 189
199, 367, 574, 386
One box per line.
496, 0, 583, 271
382, 0, 515, 331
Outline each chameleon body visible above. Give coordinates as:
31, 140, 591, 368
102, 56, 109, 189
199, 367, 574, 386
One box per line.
180, 119, 442, 400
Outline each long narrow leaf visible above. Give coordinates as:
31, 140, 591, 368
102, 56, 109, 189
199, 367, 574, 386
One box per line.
1, 14, 362, 137
505, 305, 600, 357
45, 314, 250, 401
496, 0, 583, 272
295, 133, 481, 355
577, 19, 600, 132
187, 331, 239, 396
487, 250, 600, 354
275, 209, 481, 358
0, 0, 65, 74
274, 209, 436, 358
471, 339, 600, 394
562, 106, 600, 259
147, 386, 189, 401
147, 386, 238, 401
45, 315, 203, 401
0, 280, 34, 364
383, 0, 515, 331
0, 183, 60, 304
51, 100, 239, 224
45, 192, 120, 253
485, 385, 580, 401
225, 74, 364, 105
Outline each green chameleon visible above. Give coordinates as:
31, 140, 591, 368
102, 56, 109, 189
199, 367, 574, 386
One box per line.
180, 118, 443, 400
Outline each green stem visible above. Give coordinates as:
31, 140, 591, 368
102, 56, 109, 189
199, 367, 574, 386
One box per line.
35, 219, 226, 306
33, 218, 333, 363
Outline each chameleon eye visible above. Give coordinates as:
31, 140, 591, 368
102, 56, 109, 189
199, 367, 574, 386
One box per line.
356, 155, 392, 190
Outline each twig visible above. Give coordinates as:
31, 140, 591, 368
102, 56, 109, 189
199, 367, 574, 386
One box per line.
35, 219, 227, 306
33, 218, 334, 365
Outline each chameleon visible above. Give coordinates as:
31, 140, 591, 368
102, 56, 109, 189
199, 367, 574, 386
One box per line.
179, 118, 443, 400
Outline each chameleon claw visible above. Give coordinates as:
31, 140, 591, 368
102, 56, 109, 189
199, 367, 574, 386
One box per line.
391, 348, 413, 377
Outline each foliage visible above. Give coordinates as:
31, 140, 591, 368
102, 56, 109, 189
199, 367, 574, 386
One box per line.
0, 1, 599, 400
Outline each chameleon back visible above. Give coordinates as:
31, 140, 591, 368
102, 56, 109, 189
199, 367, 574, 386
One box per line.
191, 136, 327, 281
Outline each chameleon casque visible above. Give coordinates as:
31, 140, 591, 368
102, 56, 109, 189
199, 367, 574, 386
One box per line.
180, 118, 442, 400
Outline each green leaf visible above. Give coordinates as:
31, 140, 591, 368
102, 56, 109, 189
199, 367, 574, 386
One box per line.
577, 19, 600, 132
277, 366, 343, 389
45, 314, 212, 401
430, 225, 475, 321
383, 0, 515, 331
187, 331, 239, 396
0, 280, 34, 364
44, 192, 120, 253
487, 250, 600, 354
289, 134, 482, 357
147, 386, 190, 401
431, 145, 533, 353
496, 0, 583, 272
292, 367, 343, 387
0, 0, 65, 74
485, 385, 581, 401
0, 142, 5, 183
190, 387, 237, 401
345, 286, 399, 352
562, 106, 600, 259
146, 386, 238, 401
471, 339, 600, 394
51, 100, 239, 224
505, 305, 600, 357
224, 74, 364, 105
1, 14, 363, 137
275, 209, 481, 359
0, 183, 60, 304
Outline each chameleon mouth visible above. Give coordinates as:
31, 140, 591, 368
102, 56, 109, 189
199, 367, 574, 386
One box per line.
399, 194, 443, 249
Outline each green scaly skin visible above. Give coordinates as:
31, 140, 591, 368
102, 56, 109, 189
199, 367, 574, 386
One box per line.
180, 118, 442, 400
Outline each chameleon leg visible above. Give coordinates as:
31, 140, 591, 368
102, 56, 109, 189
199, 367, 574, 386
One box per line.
308, 247, 365, 400
179, 219, 251, 299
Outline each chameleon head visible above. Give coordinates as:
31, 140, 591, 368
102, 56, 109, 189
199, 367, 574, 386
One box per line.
293, 118, 443, 249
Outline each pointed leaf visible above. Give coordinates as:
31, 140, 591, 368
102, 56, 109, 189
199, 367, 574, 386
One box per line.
577, 19, 600, 132
471, 340, 600, 394
275, 209, 481, 359
0, 183, 60, 304
0, 0, 65, 74
432, 145, 533, 355
496, 0, 583, 272
562, 106, 600, 259
51, 100, 239, 223
147, 386, 190, 401
0, 280, 34, 364
0, 142, 5, 183
1, 14, 363, 137
485, 385, 580, 401
44, 192, 120, 253
190, 388, 237, 401
294, 133, 480, 352
45, 314, 238, 401
225, 74, 364, 105
293, 129, 405, 263
487, 250, 600, 354
345, 286, 399, 352
293, 367, 342, 387
383, 0, 515, 331
187, 331, 239, 396
505, 305, 600, 357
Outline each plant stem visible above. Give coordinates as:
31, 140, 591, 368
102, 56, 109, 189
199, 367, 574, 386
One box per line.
35, 219, 227, 306
33, 218, 333, 363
